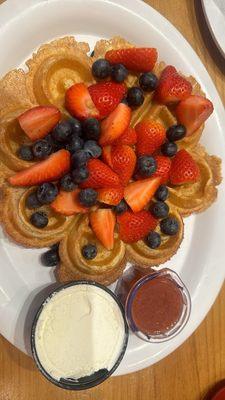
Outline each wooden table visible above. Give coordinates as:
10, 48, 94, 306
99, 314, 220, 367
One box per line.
0, 1, 225, 399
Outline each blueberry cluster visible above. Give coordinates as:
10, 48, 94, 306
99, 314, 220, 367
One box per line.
145, 185, 179, 249
91, 58, 158, 108
161, 124, 186, 157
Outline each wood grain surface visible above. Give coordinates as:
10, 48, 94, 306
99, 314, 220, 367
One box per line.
0, 1, 225, 399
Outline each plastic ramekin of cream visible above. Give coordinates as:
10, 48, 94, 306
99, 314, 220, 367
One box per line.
31, 281, 128, 390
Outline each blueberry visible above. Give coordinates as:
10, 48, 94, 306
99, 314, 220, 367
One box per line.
18, 145, 34, 161
151, 201, 169, 218
121, 97, 129, 106
145, 231, 161, 249
45, 134, 63, 152
82, 118, 100, 141
60, 174, 77, 192
155, 185, 169, 201
92, 58, 111, 79
52, 120, 72, 142
84, 140, 102, 158
161, 141, 177, 157
166, 124, 186, 142
41, 248, 60, 266
139, 72, 158, 91
51, 242, 60, 251
82, 244, 97, 260
66, 135, 84, 153
32, 140, 52, 159
25, 192, 41, 209
111, 63, 128, 83
72, 167, 89, 184
113, 199, 128, 215
137, 155, 157, 177
30, 211, 48, 228
68, 117, 82, 136
45, 134, 55, 147
127, 87, 144, 107
37, 183, 58, 204
160, 217, 179, 236
79, 188, 98, 207
71, 150, 90, 168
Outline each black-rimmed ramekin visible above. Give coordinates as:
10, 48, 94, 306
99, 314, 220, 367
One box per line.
31, 280, 129, 390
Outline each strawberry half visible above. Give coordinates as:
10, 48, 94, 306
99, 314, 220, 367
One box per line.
101, 146, 113, 169
124, 177, 161, 212
65, 83, 99, 120
97, 186, 124, 206
88, 81, 126, 119
113, 126, 137, 146
176, 95, 214, 136
117, 210, 158, 243
169, 149, 200, 185
81, 158, 121, 189
89, 209, 116, 250
9, 150, 70, 187
155, 65, 192, 104
111, 145, 137, 186
18, 106, 61, 141
99, 103, 131, 146
152, 155, 171, 184
51, 189, 88, 216
105, 48, 158, 72
136, 120, 166, 156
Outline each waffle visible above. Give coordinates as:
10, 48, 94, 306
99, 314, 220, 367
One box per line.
0, 36, 222, 285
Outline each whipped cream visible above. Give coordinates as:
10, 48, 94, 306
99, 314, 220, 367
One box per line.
34, 284, 125, 381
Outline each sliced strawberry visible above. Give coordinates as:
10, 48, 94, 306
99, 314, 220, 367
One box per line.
18, 106, 61, 141
111, 145, 136, 186
88, 82, 126, 119
100, 103, 131, 146
117, 210, 158, 243
81, 158, 121, 189
65, 83, 99, 120
51, 189, 88, 216
113, 126, 137, 146
176, 95, 214, 136
89, 209, 116, 250
152, 155, 171, 183
97, 186, 124, 206
124, 177, 161, 212
8, 150, 70, 187
169, 149, 200, 185
101, 145, 113, 168
105, 48, 158, 72
155, 65, 192, 104
136, 120, 166, 156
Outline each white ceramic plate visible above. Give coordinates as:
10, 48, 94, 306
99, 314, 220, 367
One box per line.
0, 0, 224, 377
201, 0, 225, 58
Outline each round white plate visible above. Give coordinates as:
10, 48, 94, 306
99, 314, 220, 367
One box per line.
201, 0, 225, 58
0, 0, 224, 377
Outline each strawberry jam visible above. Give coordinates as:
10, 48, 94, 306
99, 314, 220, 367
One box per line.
115, 267, 191, 342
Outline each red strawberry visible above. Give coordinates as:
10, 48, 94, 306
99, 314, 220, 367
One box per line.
88, 82, 126, 119
155, 65, 192, 104
81, 159, 121, 189
51, 189, 88, 216
113, 126, 137, 146
18, 106, 61, 141
101, 145, 113, 168
105, 48, 158, 72
176, 95, 214, 136
99, 103, 131, 146
124, 177, 161, 212
9, 150, 70, 187
111, 145, 136, 186
89, 209, 116, 250
97, 186, 124, 206
152, 155, 171, 183
117, 210, 158, 243
170, 149, 200, 185
65, 83, 99, 120
135, 120, 166, 155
